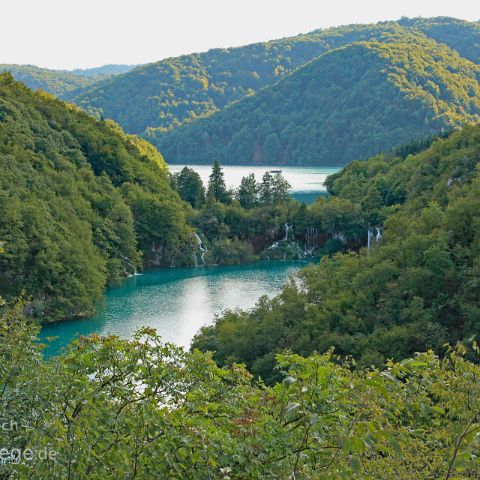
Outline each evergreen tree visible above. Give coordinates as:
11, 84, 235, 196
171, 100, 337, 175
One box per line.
207, 160, 231, 204
271, 172, 291, 203
173, 167, 205, 208
237, 173, 259, 209
259, 172, 273, 204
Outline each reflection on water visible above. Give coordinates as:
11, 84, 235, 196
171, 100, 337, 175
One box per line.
40, 261, 313, 356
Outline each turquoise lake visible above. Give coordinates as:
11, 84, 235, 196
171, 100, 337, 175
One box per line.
41, 165, 339, 356
169, 164, 340, 204
41, 261, 313, 356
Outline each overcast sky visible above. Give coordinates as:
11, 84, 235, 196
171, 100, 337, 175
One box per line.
2, 0, 479, 70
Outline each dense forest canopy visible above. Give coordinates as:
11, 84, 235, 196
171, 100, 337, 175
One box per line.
0, 74, 193, 322
61, 17, 480, 165
0, 64, 135, 98
192, 122, 480, 382
158, 33, 480, 165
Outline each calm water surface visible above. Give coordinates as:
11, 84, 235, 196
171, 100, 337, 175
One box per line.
41, 165, 335, 355
41, 261, 312, 356
169, 165, 339, 204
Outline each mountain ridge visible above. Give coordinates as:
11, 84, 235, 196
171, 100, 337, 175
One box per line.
157, 34, 480, 166
65, 17, 480, 143
0, 63, 137, 97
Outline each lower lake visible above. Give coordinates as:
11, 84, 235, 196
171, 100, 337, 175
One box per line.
41, 260, 312, 356
41, 165, 338, 355
169, 164, 340, 204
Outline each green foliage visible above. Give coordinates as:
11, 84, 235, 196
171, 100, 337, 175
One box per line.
2, 313, 480, 478
178, 164, 311, 264
0, 64, 134, 98
0, 74, 192, 321
207, 160, 232, 203
398, 16, 480, 63
193, 123, 480, 377
172, 166, 206, 207
237, 173, 259, 209
63, 18, 480, 167
159, 33, 480, 166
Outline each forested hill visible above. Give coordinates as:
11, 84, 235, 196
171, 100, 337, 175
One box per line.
397, 16, 480, 64
0, 63, 136, 97
0, 74, 192, 322
193, 122, 480, 382
66, 17, 480, 148
158, 34, 480, 166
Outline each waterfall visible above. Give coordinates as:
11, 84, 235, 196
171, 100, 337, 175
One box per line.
268, 223, 293, 250
194, 233, 207, 266
367, 226, 382, 251
367, 227, 374, 251
119, 253, 142, 277
303, 243, 314, 257
283, 223, 292, 241
305, 226, 320, 251
268, 241, 279, 250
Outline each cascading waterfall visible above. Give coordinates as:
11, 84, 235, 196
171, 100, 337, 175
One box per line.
268, 223, 293, 250
305, 226, 320, 252
367, 227, 374, 251
265, 223, 317, 260
193, 232, 207, 266
367, 226, 382, 252
119, 253, 142, 277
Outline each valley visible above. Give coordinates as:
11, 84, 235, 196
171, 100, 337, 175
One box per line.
2, 11, 480, 479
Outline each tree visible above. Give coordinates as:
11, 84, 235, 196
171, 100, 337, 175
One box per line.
207, 160, 231, 204
237, 174, 259, 209
173, 167, 205, 208
271, 172, 291, 203
259, 172, 290, 205
259, 172, 273, 204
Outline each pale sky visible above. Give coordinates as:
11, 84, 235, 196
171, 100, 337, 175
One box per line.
2, 0, 479, 70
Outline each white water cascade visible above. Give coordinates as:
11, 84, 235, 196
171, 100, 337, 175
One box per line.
367, 226, 382, 252
193, 233, 207, 266
269, 223, 293, 250
283, 223, 293, 241
305, 227, 320, 252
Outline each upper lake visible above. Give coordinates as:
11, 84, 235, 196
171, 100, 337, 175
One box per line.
169, 164, 340, 204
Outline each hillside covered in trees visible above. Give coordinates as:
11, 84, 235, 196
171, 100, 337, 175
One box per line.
0, 75, 331, 323
0, 74, 193, 322
192, 122, 480, 382
159, 32, 480, 165
0, 63, 135, 98
2, 88, 480, 480
64, 17, 480, 165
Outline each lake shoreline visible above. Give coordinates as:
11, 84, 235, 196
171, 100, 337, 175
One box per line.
40, 258, 316, 356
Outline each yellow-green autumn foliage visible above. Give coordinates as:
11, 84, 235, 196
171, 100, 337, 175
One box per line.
0, 74, 192, 321
1, 311, 480, 479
